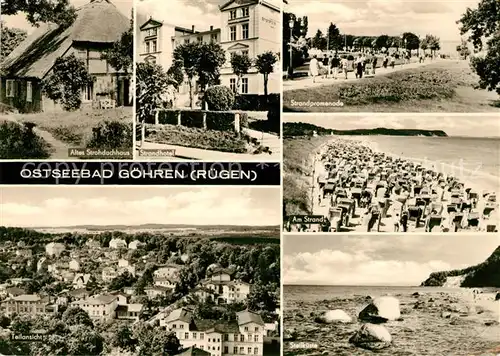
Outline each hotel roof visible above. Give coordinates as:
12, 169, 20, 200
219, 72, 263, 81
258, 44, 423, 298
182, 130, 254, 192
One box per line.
236, 310, 264, 326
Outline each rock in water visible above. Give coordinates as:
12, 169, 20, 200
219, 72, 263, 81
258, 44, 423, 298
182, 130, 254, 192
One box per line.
315, 309, 352, 323
349, 324, 392, 351
359, 296, 401, 323
495, 292, 500, 301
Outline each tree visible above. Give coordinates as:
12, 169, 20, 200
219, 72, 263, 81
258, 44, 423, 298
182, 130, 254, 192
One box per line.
196, 42, 226, 109
247, 283, 278, 312
62, 306, 94, 327
456, 39, 471, 59
0, 23, 27, 62
101, 11, 133, 74
230, 53, 252, 93
42, 54, 93, 111
108, 270, 137, 291
67, 325, 104, 355
326, 23, 342, 51
362, 37, 373, 51
136, 62, 176, 122
402, 32, 420, 53
458, 0, 500, 94
166, 62, 184, 90
133, 322, 181, 356
172, 42, 200, 108
1, 0, 77, 27
255, 51, 278, 99
424, 34, 441, 56
375, 35, 389, 51
420, 38, 428, 54
312, 29, 327, 50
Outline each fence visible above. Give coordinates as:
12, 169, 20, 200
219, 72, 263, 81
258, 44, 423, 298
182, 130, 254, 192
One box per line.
137, 109, 246, 147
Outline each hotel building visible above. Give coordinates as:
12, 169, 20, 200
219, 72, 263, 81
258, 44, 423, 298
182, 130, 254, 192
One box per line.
137, 0, 281, 105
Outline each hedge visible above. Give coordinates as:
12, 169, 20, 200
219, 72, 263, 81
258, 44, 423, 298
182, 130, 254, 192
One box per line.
233, 94, 280, 111
156, 109, 247, 132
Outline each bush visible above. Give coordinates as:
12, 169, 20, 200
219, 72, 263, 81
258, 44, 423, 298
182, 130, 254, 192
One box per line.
0, 121, 51, 159
87, 120, 132, 149
181, 110, 204, 128
158, 110, 179, 125
205, 85, 235, 111
240, 112, 249, 128
206, 112, 234, 131
233, 94, 280, 111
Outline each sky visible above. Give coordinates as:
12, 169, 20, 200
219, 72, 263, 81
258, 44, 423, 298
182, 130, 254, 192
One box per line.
3, 0, 133, 34
285, 0, 478, 42
0, 186, 280, 227
283, 234, 500, 286
283, 115, 500, 138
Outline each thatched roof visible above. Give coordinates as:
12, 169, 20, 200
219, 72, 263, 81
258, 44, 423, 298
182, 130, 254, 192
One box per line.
1, 0, 129, 79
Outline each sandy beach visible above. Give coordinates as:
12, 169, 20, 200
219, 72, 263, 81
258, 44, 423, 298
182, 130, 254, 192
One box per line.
285, 136, 499, 233
283, 286, 500, 356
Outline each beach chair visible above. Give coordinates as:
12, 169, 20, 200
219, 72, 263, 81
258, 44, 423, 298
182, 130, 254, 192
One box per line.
486, 224, 497, 233
451, 213, 464, 231
367, 206, 381, 232
328, 208, 343, 232
408, 206, 422, 228
482, 203, 496, 219
426, 214, 443, 232
429, 202, 443, 215
487, 194, 497, 203
337, 203, 351, 227
467, 212, 480, 228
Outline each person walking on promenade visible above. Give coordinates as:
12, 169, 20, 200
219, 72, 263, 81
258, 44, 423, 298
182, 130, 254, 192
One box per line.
356, 54, 364, 79
371, 52, 378, 75
309, 55, 319, 83
341, 56, 349, 79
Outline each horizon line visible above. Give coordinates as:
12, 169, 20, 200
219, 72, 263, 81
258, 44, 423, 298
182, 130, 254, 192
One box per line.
4, 223, 281, 229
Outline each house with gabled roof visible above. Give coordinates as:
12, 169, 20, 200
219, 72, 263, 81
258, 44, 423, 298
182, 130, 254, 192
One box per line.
0, 0, 132, 113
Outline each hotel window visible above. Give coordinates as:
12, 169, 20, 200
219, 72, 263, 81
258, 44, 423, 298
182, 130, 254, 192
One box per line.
233, 347, 238, 354
184, 39, 190, 44
242, 23, 249, 39
200, 333, 204, 340
172, 324, 176, 329
244, 327, 248, 332
197, 36, 203, 43
145, 41, 150, 53
253, 348, 258, 354
242, 7, 249, 17
248, 348, 251, 354
184, 332, 189, 339
230, 78, 236, 93
211, 33, 218, 42
224, 334, 229, 341
253, 335, 258, 342
193, 332, 197, 339
148, 28, 157, 36
242, 50, 249, 57
152, 40, 157, 52
230, 26, 236, 41
26, 81, 32, 103
254, 327, 259, 332
239, 347, 244, 354
230, 10, 236, 19
6, 79, 14, 98
224, 347, 228, 354
240, 335, 244, 342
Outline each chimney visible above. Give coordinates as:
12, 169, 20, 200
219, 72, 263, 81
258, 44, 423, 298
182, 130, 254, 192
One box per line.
192, 25, 195, 33
210, 25, 213, 31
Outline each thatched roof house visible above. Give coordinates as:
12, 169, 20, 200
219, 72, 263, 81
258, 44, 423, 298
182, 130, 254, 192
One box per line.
1, 0, 131, 112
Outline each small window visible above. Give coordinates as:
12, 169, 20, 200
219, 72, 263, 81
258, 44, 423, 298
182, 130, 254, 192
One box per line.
145, 41, 150, 53
253, 347, 258, 355
180, 324, 184, 329
242, 23, 249, 39
244, 327, 248, 332
224, 334, 229, 341
233, 347, 238, 354
229, 78, 236, 93
197, 36, 203, 43
254, 327, 259, 332
184, 332, 189, 339
26, 81, 32, 103
239, 347, 244, 354
224, 347, 228, 354
211, 33, 218, 42
242, 7, 249, 17
152, 40, 157, 52
200, 333, 204, 340
184, 39, 190, 44
254, 335, 258, 342
240, 334, 244, 342
230, 26, 236, 41
193, 332, 197, 339
6, 79, 15, 98
230, 10, 236, 19
248, 348, 251, 354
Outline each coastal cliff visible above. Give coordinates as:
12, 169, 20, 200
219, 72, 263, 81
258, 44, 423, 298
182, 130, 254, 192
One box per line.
421, 246, 500, 287
283, 122, 448, 138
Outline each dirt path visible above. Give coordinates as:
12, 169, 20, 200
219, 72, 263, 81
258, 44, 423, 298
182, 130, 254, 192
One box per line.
1, 114, 69, 159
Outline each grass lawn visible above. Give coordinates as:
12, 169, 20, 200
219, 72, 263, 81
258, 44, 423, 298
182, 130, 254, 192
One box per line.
283, 136, 333, 215
145, 124, 270, 154
283, 60, 500, 112
12, 107, 132, 146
